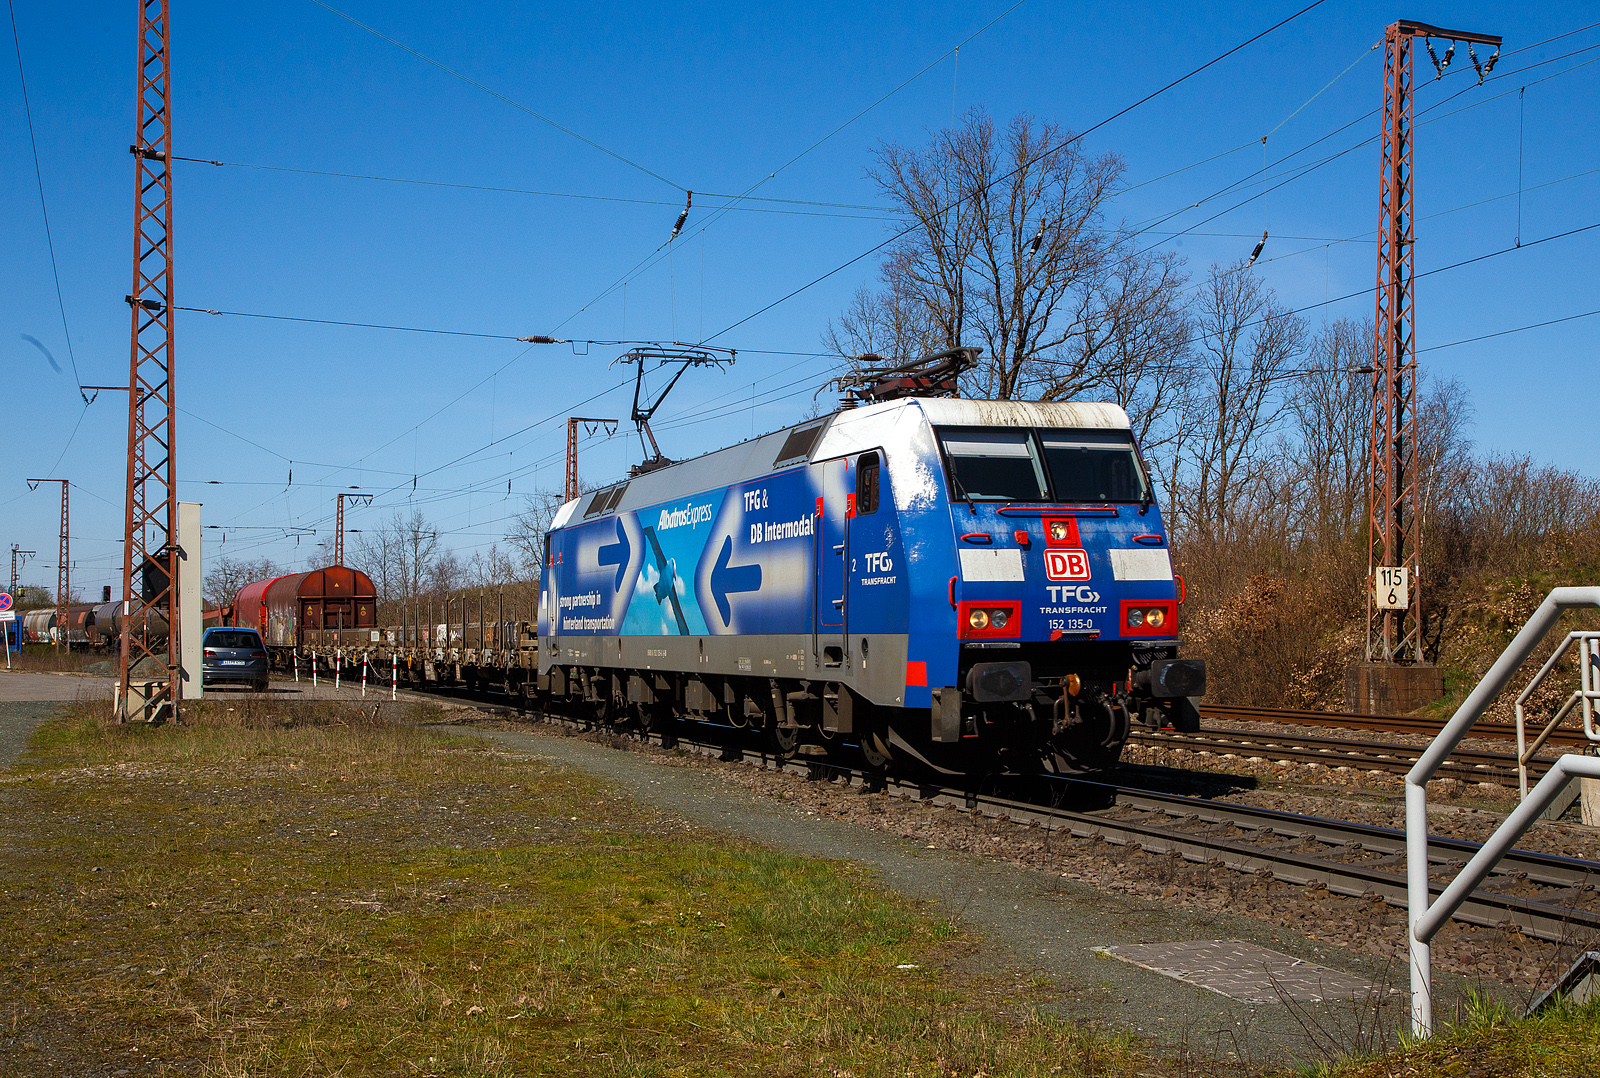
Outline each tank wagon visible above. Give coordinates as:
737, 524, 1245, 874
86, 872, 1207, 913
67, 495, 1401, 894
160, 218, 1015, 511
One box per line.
538, 394, 1205, 773
232, 566, 378, 661
21, 609, 55, 645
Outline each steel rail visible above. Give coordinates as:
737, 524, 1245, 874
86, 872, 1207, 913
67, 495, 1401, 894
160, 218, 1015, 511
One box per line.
1128, 727, 1553, 784
1202, 703, 1590, 746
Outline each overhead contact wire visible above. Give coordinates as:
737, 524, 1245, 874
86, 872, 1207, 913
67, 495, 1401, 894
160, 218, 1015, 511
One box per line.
307, 0, 684, 190
706, 0, 1332, 341
10, 0, 86, 401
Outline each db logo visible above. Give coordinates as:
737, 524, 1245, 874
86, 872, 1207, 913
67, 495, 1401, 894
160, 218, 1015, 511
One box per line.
1044, 549, 1091, 581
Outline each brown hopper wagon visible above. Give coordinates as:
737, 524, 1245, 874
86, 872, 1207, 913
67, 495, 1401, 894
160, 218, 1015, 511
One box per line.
231, 567, 378, 656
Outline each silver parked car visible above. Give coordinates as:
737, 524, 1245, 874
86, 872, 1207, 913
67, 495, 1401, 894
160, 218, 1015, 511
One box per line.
202, 627, 270, 692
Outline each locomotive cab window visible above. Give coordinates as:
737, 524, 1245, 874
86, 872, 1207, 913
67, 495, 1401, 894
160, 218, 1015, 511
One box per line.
937, 429, 1048, 502
1040, 431, 1148, 504
856, 452, 880, 515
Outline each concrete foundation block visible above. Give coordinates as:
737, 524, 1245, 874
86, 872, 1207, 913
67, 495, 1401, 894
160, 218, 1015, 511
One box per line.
1582, 777, 1600, 828
1344, 662, 1444, 715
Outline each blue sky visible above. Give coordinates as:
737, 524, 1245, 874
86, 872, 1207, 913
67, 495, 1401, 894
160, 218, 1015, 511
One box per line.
3, 0, 1596, 597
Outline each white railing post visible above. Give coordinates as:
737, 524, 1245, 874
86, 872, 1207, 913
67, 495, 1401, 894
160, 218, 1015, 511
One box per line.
1407, 586, 1600, 1037
391, 653, 397, 701
1585, 636, 1600, 738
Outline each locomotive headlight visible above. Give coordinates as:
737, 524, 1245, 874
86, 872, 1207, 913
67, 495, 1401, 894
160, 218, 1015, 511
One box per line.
1048, 521, 1071, 542
1127, 609, 1145, 627
1146, 608, 1166, 628
968, 609, 990, 630
990, 608, 1010, 629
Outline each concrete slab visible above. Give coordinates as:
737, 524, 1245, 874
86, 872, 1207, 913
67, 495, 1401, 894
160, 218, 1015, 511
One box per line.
1096, 939, 1388, 1004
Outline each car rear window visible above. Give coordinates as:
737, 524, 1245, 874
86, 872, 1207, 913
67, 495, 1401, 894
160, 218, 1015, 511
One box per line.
206, 630, 262, 649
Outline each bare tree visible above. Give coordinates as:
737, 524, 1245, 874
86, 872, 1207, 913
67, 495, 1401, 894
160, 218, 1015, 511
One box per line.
1174, 261, 1307, 547
506, 489, 573, 580
831, 108, 1191, 409
203, 556, 279, 610
349, 509, 440, 604
348, 522, 398, 603
1288, 318, 1371, 551
464, 544, 522, 589
429, 549, 463, 596
823, 283, 941, 364
1079, 249, 1195, 454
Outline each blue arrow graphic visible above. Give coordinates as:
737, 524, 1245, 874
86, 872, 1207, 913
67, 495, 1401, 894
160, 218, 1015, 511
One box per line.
710, 535, 762, 627
597, 517, 631, 590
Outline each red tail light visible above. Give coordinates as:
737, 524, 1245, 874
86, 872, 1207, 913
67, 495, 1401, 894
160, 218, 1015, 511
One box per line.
250, 651, 269, 659
203, 648, 216, 657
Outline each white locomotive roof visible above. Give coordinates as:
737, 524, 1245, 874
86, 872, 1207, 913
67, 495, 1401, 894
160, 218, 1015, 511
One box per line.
916, 398, 1130, 429
552, 395, 1132, 523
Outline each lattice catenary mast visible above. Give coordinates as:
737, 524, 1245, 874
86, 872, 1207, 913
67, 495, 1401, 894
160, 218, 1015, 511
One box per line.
1366, 19, 1500, 665
333, 491, 372, 566
119, 0, 180, 720
564, 417, 617, 503
27, 480, 69, 652
10, 546, 36, 603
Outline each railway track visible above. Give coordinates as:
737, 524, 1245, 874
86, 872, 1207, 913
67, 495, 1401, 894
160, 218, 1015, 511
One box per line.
662, 733, 1600, 946
423, 682, 1600, 948
1128, 727, 1556, 785
1200, 702, 1591, 747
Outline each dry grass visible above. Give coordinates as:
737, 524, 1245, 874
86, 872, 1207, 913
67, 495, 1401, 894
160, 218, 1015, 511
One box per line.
0, 698, 1158, 1078
4, 643, 107, 673
1315, 993, 1600, 1077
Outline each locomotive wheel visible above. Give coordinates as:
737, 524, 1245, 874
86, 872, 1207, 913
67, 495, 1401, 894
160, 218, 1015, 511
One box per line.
768, 721, 800, 758
860, 729, 893, 769
1054, 698, 1130, 771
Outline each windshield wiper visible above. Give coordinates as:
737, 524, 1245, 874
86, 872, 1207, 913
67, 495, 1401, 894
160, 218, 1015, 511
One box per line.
951, 475, 977, 515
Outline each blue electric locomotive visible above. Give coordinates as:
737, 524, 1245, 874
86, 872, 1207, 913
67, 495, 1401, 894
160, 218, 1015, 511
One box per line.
537, 379, 1204, 773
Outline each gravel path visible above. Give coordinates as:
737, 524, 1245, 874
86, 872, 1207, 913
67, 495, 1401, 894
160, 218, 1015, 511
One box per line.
463, 722, 1488, 1066
0, 701, 60, 767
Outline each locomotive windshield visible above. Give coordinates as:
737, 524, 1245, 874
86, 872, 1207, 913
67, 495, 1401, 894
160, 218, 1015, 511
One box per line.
937, 426, 1149, 504
1040, 431, 1148, 503
938, 430, 1048, 501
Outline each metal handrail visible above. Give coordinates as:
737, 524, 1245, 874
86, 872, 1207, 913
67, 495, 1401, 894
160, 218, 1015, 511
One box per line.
1406, 587, 1600, 1037
1513, 632, 1600, 797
